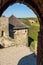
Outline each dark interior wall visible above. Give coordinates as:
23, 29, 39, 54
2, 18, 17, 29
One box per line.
9, 24, 14, 38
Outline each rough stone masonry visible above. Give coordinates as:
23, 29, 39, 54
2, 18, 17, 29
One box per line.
0, 16, 29, 47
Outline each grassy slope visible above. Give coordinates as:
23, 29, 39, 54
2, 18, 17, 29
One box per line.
19, 18, 39, 40
29, 25, 39, 41
19, 18, 40, 49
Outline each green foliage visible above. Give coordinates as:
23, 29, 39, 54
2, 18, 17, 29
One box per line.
29, 25, 39, 41
30, 41, 35, 49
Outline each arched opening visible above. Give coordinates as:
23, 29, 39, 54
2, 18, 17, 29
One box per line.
2, 1, 38, 64
1, 31, 4, 37
0, 1, 43, 65
2, 2, 40, 48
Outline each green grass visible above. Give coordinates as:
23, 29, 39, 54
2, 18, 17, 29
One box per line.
30, 41, 35, 49
19, 18, 40, 50
29, 25, 39, 41
28, 25, 39, 50
19, 18, 31, 26
20, 18, 40, 41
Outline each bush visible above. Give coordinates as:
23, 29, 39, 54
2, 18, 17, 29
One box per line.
30, 41, 35, 50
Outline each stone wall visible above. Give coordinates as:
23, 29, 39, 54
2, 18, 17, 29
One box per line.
0, 17, 9, 37
0, 29, 28, 47
0, 0, 43, 65
13, 29, 28, 46
0, 17, 28, 47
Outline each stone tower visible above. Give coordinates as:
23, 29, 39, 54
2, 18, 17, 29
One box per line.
0, 16, 9, 38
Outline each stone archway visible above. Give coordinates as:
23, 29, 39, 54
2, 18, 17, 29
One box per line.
0, 0, 43, 65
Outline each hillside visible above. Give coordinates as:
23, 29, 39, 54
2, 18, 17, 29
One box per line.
19, 18, 40, 50
19, 18, 40, 40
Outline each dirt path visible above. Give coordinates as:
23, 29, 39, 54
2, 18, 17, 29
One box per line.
0, 46, 36, 65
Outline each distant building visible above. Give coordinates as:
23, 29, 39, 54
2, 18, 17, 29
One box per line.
29, 20, 35, 24
0, 15, 29, 47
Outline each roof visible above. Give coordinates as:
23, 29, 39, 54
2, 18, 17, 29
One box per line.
9, 15, 29, 30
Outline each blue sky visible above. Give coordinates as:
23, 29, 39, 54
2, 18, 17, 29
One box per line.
2, 3, 37, 18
